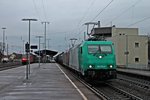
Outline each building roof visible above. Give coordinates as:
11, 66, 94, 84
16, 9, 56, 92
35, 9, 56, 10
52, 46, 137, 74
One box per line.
91, 27, 112, 36
34, 49, 58, 57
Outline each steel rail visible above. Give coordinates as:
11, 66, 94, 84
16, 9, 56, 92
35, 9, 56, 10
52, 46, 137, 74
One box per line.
0, 63, 22, 71
105, 83, 143, 100
58, 63, 143, 100
117, 76, 150, 90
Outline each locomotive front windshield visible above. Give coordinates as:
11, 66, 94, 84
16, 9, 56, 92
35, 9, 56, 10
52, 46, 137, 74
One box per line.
88, 45, 112, 54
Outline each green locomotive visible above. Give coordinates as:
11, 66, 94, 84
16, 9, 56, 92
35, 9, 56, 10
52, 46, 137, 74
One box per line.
57, 41, 117, 80
69, 41, 116, 80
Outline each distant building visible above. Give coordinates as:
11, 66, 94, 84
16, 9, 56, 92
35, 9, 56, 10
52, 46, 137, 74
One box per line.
91, 26, 149, 70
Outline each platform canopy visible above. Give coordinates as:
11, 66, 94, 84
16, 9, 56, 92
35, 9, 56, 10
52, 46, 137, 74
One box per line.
34, 50, 58, 57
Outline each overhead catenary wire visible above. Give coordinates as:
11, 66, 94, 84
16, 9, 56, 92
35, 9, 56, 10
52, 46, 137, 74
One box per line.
77, 0, 96, 27
73, 0, 114, 40
73, 0, 96, 38
54, 0, 114, 43
32, 0, 48, 21
105, 0, 142, 26
74, 0, 114, 38
127, 16, 150, 27
41, 0, 48, 21
32, 0, 42, 22
90, 0, 114, 22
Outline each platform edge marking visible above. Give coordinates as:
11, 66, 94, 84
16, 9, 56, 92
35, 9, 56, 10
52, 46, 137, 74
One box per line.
56, 64, 88, 100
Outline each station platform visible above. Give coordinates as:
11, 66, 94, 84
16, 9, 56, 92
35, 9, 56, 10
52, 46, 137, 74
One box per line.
0, 63, 85, 100
117, 67, 150, 78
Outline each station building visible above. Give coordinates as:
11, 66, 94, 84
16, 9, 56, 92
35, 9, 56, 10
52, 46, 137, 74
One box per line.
91, 26, 149, 70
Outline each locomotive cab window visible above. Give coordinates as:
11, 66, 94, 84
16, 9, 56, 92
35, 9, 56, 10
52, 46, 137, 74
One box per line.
100, 45, 112, 54
88, 45, 99, 54
88, 45, 112, 54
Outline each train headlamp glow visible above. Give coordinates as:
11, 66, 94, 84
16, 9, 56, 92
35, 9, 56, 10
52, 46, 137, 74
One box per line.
89, 65, 92, 68
99, 56, 102, 59
110, 65, 113, 68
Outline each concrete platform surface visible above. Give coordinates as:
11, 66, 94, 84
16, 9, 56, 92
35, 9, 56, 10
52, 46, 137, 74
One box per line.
0, 63, 84, 100
117, 68, 150, 77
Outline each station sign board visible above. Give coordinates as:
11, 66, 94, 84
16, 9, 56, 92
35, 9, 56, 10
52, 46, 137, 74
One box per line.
31, 45, 38, 49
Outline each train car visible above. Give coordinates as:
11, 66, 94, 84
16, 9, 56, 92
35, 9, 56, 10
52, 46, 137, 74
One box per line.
21, 53, 38, 65
63, 51, 70, 67
55, 52, 64, 64
60, 41, 116, 80
21, 55, 28, 65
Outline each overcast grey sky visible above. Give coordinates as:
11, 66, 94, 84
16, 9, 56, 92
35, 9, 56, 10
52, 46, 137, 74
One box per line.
0, 0, 150, 53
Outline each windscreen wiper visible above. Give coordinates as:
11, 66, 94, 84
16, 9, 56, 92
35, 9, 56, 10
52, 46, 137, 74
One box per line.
93, 50, 100, 56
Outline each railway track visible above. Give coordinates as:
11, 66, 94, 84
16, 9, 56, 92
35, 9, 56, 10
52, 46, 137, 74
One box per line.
0, 62, 22, 71
112, 74, 150, 100
97, 82, 143, 100
56, 64, 150, 99
61, 65, 143, 100
77, 77, 143, 100
118, 74, 150, 90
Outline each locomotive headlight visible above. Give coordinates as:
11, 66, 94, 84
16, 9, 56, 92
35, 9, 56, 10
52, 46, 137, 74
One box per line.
99, 56, 102, 59
110, 65, 113, 68
89, 65, 92, 68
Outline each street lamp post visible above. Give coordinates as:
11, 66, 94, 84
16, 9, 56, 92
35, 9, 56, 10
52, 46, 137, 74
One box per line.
41, 21, 49, 63
22, 18, 37, 79
47, 39, 51, 49
36, 36, 43, 67
2, 27, 6, 56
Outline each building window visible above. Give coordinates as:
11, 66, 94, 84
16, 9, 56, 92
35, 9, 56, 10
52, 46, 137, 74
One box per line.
135, 42, 139, 48
135, 58, 139, 62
